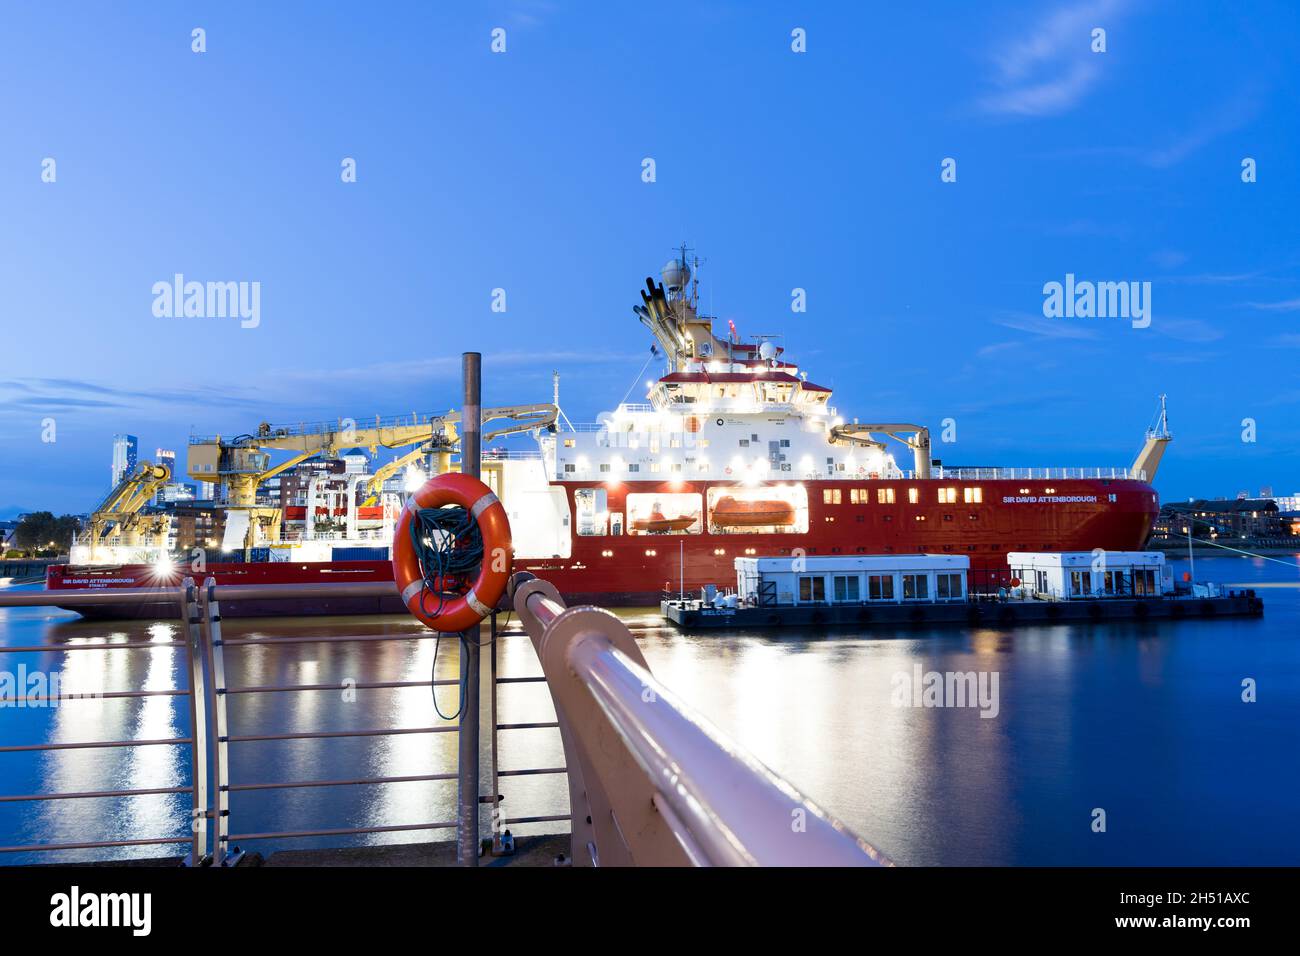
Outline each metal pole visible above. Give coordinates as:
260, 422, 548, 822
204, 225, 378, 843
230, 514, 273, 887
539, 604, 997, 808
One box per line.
489, 610, 502, 854
179, 578, 209, 865
1187, 523, 1195, 589
457, 352, 482, 866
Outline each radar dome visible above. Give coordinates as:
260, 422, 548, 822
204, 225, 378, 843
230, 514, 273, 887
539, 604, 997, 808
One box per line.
758, 341, 777, 361
661, 258, 691, 293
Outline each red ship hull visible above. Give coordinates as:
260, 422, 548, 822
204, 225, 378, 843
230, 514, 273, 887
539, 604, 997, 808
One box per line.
44, 477, 1158, 619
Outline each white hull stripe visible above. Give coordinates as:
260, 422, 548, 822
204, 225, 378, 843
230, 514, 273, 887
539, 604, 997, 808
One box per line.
400, 579, 425, 604
469, 491, 499, 521
466, 587, 491, 618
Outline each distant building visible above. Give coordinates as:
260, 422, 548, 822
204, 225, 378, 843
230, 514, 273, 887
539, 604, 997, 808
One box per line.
342, 452, 369, 475
170, 505, 226, 553
111, 434, 138, 487
1154, 498, 1292, 542
153, 449, 178, 504
1269, 492, 1300, 513
158, 482, 197, 504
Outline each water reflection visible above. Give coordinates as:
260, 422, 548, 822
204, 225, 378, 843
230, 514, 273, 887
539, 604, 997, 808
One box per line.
2, 555, 1298, 865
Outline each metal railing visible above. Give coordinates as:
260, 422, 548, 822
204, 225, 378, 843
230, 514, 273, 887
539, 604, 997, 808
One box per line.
0, 582, 207, 862
512, 575, 889, 866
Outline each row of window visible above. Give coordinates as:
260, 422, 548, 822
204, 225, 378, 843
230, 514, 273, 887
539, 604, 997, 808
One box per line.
827, 487, 984, 505
798, 571, 966, 603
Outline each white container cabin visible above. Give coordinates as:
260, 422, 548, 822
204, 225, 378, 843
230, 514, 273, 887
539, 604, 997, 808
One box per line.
734, 554, 970, 607
1007, 551, 1171, 601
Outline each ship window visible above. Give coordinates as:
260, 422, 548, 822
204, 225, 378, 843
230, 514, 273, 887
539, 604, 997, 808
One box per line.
707, 485, 808, 535
943, 514, 953, 521
963, 487, 983, 503
626, 493, 702, 536
908, 488, 919, 504
877, 488, 895, 504
938, 487, 957, 504
779, 439, 790, 447
902, 574, 929, 600
823, 489, 842, 505
599, 463, 610, 474
739, 439, 750, 447
563, 439, 575, 448
798, 576, 826, 604
628, 463, 640, 473
650, 462, 660, 473
564, 464, 575, 473
671, 463, 682, 473
670, 437, 682, 449
574, 488, 609, 536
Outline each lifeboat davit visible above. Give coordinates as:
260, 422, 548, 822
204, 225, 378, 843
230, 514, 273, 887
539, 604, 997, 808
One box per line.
631, 511, 697, 533
711, 496, 796, 528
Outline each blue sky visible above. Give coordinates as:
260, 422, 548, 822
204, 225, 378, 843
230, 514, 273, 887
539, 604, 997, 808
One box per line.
1, 0, 1297, 515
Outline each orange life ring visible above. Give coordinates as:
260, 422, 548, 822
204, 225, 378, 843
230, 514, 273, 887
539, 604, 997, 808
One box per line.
391, 473, 512, 632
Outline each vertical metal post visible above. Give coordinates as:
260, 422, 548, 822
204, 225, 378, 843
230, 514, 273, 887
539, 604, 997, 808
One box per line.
201, 577, 241, 866
489, 610, 502, 854
1187, 524, 1195, 588
457, 351, 482, 866
180, 577, 209, 865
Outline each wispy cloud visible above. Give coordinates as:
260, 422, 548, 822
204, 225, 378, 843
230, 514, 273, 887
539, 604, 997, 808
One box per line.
979, 0, 1127, 117
993, 311, 1102, 340
1143, 83, 1265, 168
1247, 297, 1300, 313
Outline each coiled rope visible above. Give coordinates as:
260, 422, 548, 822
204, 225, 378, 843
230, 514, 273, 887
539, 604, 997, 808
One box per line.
408, 504, 484, 720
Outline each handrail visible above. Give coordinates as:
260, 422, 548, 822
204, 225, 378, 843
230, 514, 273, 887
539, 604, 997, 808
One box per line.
513, 575, 889, 867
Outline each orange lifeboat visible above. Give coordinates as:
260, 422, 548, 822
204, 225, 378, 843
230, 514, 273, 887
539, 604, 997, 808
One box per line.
711, 496, 796, 528
630, 510, 697, 533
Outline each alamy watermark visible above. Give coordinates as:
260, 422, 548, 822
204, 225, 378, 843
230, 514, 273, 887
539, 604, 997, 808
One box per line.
891, 664, 1000, 718
1042, 273, 1150, 329
152, 274, 260, 328
1, 665, 101, 707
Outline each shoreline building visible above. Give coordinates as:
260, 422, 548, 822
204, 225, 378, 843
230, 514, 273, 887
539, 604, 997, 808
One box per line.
110, 434, 138, 487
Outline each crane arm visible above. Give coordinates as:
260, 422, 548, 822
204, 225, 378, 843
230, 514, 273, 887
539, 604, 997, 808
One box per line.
90, 461, 172, 538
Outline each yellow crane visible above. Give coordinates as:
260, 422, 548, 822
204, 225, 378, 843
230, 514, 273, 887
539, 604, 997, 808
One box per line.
85, 460, 173, 556
187, 404, 557, 550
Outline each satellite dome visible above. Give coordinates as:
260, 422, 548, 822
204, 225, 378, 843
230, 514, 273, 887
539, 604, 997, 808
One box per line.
758, 341, 777, 361
661, 258, 691, 293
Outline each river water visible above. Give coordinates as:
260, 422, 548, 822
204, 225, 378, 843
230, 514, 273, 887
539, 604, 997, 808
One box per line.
2, 555, 1297, 866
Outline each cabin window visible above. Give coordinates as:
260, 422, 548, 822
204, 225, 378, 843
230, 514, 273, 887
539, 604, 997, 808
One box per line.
823, 489, 842, 505
798, 576, 826, 603
599, 463, 610, 474
832, 575, 860, 603
877, 488, 896, 504
574, 488, 609, 536
936, 573, 964, 600
1070, 571, 1091, 596
867, 574, 895, 600
563, 439, 575, 448
937, 487, 957, 504
706, 485, 809, 535
564, 464, 575, 474
963, 487, 983, 504
908, 488, 919, 504
902, 574, 929, 600
625, 493, 702, 536
628, 463, 640, 473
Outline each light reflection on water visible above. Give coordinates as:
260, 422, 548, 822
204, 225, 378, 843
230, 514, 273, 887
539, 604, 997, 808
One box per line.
1, 555, 1298, 865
